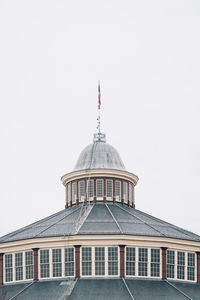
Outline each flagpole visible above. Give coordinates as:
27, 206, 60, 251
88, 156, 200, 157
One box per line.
97, 80, 101, 134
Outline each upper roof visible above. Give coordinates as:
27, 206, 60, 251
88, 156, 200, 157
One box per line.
1, 203, 200, 243
73, 133, 126, 171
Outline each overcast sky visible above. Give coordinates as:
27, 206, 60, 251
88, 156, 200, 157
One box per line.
0, 0, 200, 237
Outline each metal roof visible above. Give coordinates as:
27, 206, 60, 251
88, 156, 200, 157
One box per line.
0, 279, 200, 300
0, 203, 200, 243
73, 137, 126, 171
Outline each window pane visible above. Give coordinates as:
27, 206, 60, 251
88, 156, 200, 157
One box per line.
72, 182, 77, 204
138, 248, 148, 276
87, 180, 94, 200
40, 250, 50, 278
52, 249, 62, 277
65, 248, 74, 276
68, 183, 71, 204
95, 247, 105, 275
5, 254, 13, 282
25, 251, 33, 279
167, 250, 175, 279
79, 181, 85, 202
108, 247, 118, 275
82, 247, 92, 276
106, 180, 113, 200
123, 182, 128, 203
187, 253, 195, 281
151, 249, 160, 277
126, 248, 135, 276
129, 184, 132, 205
115, 181, 121, 201
177, 252, 185, 280
97, 179, 103, 198
15, 253, 23, 281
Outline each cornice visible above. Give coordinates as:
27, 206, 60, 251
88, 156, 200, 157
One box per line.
1, 234, 200, 253
61, 169, 139, 186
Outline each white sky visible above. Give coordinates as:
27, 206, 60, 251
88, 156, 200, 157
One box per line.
0, 0, 200, 237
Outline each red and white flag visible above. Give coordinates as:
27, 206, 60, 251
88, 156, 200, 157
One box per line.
98, 81, 101, 110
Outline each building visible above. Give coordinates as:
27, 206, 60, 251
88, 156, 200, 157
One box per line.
0, 131, 200, 299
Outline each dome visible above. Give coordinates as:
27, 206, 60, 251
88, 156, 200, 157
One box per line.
73, 133, 126, 171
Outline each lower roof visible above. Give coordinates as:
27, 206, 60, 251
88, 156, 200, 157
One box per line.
0, 203, 200, 244
0, 279, 200, 300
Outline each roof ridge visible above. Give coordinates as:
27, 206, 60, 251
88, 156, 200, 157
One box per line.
34, 206, 81, 238
105, 203, 123, 234
115, 204, 167, 238
0, 208, 67, 242
76, 204, 95, 234
134, 208, 200, 241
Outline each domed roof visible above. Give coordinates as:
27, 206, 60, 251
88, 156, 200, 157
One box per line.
73, 133, 126, 171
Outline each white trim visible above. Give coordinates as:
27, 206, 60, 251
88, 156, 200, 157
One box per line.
61, 169, 139, 187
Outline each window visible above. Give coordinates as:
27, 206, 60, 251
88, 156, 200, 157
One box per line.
5, 254, 13, 282
115, 181, 121, 201
177, 252, 185, 280
151, 249, 160, 277
15, 253, 23, 281
138, 248, 148, 276
123, 182, 128, 203
82, 247, 92, 276
65, 248, 74, 276
129, 184, 133, 205
87, 180, 94, 200
40, 250, 50, 278
126, 247, 135, 276
52, 249, 62, 277
25, 251, 33, 280
72, 182, 77, 204
187, 253, 195, 281
67, 183, 71, 204
106, 180, 113, 200
108, 247, 118, 275
79, 181, 85, 202
96, 179, 103, 199
167, 250, 175, 279
95, 247, 105, 275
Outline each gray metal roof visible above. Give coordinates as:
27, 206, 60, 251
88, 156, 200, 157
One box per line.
0, 279, 200, 300
1, 203, 200, 243
73, 137, 126, 171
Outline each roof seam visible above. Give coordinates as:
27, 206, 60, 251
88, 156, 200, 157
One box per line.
9, 281, 34, 300
115, 204, 168, 238
0, 209, 68, 242
165, 280, 193, 300
76, 204, 94, 234
66, 278, 78, 299
122, 278, 135, 300
134, 208, 200, 241
105, 203, 123, 234
33, 207, 81, 238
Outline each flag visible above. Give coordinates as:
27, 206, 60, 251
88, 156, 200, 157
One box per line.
98, 81, 101, 110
